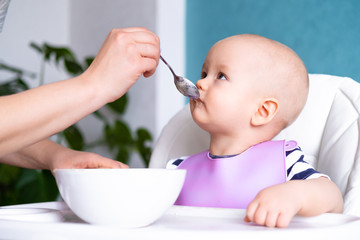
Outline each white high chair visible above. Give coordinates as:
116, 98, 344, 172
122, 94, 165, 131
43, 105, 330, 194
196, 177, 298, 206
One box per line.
150, 74, 360, 217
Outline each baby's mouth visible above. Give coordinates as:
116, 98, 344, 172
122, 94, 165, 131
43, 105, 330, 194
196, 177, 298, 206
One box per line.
192, 98, 204, 105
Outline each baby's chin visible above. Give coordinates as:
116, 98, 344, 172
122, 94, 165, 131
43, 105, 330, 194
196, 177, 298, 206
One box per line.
191, 115, 213, 132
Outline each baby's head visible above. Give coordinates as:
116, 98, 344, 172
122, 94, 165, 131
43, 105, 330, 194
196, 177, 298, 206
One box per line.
190, 34, 308, 143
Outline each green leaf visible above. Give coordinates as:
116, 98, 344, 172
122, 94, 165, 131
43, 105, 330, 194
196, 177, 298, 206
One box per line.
14, 78, 30, 90
16, 169, 43, 203
104, 124, 116, 150
55, 52, 63, 65
0, 78, 30, 96
84, 57, 95, 68
115, 145, 130, 165
0, 164, 21, 184
0, 63, 23, 75
43, 43, 52, 61
113, 120, 133, 145
63, 124, 84, 150
135, 128, 153, 167
104, 120, 134, 148
92, 110, 107, 122
33, 43, 83, 75
40, 170, 59, 201
0, 172, 20, 205
16, 169, 59, 203
0, 62, 36, 78
64, 59, 83, 75
53, 47, 77, 66
107, 93, 128, 114
29, 42, 43, 54
56, 47, 76, 61
16, 169, 39, 189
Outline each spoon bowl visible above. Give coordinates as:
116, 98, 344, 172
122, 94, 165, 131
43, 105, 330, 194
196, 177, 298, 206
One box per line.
160, 55, 200, 99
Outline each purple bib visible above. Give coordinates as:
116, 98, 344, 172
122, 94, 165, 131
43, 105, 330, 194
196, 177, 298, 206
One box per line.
175, 140, 293, 209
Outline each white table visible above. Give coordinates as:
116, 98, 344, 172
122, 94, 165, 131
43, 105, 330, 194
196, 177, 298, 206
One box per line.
0, 201, 359, 240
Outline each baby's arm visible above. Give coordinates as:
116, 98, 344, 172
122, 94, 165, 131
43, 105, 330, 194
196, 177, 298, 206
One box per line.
244, 177, 343, 228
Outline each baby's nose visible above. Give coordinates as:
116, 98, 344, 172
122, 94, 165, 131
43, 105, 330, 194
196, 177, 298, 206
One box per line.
196, 79, 207, 91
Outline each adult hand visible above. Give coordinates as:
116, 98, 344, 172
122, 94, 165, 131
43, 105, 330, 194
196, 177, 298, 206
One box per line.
83, 27, 161, 103
49, 148, 129, 173
0, 139, 128, 172
0, 27, 160, 157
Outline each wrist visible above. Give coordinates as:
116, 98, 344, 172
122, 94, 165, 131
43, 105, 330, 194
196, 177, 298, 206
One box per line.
45, 141, 74, 172
73, 72, 114, 110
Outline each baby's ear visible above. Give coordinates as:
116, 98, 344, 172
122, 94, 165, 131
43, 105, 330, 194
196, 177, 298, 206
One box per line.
251, 98, 279, 126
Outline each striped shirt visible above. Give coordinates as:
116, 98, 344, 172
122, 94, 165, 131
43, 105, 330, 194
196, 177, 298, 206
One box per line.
167, 146, 328, 181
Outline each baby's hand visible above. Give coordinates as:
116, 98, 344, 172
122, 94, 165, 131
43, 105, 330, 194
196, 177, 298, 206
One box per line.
244, 182, 302, 228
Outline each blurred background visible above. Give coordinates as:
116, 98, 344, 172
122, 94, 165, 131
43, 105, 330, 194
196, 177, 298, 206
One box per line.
186, 0, 360, 83
0, 0, 359, 204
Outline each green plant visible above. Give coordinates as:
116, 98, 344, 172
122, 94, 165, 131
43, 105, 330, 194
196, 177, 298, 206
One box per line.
0, 42, 152, 205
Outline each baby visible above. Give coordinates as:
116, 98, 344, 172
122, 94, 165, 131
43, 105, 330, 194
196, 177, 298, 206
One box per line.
168, 34, 343, 228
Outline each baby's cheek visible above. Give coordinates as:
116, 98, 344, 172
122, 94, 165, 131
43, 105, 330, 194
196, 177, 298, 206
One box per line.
189, 100, 196, 110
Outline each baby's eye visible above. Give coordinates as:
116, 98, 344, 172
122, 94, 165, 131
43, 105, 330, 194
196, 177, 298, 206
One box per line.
217, 73, 227, 80
201, 72, 207, 79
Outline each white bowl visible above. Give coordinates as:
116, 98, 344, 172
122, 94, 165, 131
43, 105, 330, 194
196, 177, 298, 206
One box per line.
54, 168, 186, 228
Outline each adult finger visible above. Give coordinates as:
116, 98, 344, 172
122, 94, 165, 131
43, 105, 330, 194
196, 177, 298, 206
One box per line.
85, 154, 129, 169
119, 27, 153, 33
132, 31, 160, 45
98, 158, 129, 169
140, 57, 158, 77
136, 42, 160, 59
110, 28, 160, 45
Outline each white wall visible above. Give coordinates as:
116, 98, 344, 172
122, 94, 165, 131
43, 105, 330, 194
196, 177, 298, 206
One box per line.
0, 0, 185, 167
156, 0, 186, 138
0, 0, 70, 88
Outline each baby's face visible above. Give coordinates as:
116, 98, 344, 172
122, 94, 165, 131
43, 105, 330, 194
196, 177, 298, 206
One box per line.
190, 37, 262, 135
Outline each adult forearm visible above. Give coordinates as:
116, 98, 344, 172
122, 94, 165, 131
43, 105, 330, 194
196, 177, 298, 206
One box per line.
0, 75, 102, 157
0, 27, 160, 158
0, 139, 60, 169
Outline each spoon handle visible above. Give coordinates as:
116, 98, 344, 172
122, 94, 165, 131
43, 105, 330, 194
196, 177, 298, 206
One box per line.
160, 55, 178, 77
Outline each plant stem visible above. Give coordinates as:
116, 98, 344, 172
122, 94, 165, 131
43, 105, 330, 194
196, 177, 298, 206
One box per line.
39, 56, 46, 86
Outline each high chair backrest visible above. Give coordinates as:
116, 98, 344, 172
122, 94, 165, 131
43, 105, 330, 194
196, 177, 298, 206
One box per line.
149, 74, 360, 217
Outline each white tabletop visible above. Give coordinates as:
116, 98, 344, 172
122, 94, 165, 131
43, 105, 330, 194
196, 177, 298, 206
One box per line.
0, 201, 359, 240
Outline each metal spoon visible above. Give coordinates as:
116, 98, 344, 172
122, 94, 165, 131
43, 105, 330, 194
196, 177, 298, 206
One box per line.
160, 55, 200, 99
